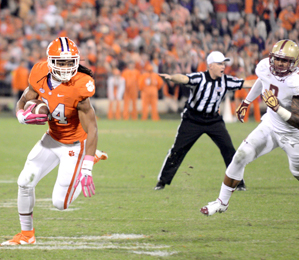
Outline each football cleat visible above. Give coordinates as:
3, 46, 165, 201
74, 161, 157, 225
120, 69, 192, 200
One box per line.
236, 180, 247, 191
200, 199, 229, 216
236, 183, 247, 191
1, 229, 36, 246
154, 180, 165, 190
94, 150, 108, 164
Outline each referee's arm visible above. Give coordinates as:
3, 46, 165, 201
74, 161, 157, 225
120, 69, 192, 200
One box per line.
243, 79, 257, 89
159, 73, 189, 84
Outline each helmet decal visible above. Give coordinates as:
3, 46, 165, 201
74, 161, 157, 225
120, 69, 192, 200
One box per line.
59, 37, 70, 52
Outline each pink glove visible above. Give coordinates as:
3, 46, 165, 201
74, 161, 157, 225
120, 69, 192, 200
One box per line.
17, 104, 48, 125
74, 155, 95, 197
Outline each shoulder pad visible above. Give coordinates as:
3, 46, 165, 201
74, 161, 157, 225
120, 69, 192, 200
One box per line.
255, 58, 270, 79
74, 74, 95, 99
29, 62, 48, 86
285, 70, 299, 89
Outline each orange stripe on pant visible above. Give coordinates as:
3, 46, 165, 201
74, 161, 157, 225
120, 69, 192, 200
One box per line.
64, 140, 85, 209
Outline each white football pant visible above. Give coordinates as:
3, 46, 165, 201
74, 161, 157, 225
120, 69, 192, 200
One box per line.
226, 117, 299, 181
17, 133, 85, 214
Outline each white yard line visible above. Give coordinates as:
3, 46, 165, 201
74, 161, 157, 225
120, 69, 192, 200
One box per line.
38, 234, 148, 240
132, 250, 178, 257
0, 180, 15, 183
0, 234, 177, 257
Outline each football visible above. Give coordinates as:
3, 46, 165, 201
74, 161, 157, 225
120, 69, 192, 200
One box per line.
24, 99, 49, 115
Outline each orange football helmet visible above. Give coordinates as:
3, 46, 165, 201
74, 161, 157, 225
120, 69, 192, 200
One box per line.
47, 37, 80, 82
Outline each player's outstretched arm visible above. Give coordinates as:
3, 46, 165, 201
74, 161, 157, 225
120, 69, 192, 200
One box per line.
243, 79, 256, 89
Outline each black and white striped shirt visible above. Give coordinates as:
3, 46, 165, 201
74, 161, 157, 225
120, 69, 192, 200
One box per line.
186, 71, 244, 114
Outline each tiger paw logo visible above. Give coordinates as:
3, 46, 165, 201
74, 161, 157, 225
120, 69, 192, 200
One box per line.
86, 80, 95, 92
69, 150, 75, 157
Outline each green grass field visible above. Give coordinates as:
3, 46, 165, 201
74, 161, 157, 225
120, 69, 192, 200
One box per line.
0, 116, 298, 260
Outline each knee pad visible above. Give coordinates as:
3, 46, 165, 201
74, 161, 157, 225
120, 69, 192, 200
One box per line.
18, 186, 35, 214
233, 142, 256, 166
52, 199, 66, 211
18, 168, 39, 188
226, 142, 256, 181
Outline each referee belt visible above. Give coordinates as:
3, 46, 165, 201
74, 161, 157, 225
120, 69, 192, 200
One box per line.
192, 110, 219, 118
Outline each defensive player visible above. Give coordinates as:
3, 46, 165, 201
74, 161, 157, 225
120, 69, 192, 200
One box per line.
1, 37, 107, 245
201, 39, 299, 216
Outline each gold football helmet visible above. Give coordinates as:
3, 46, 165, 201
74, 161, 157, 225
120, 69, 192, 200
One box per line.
269, 39, 299, 77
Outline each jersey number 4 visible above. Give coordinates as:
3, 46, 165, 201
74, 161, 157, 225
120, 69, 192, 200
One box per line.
42, 98, 67, 124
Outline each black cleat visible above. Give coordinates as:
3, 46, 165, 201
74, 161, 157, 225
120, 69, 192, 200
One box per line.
236, 180, 247, 191
154, 180, 165, 190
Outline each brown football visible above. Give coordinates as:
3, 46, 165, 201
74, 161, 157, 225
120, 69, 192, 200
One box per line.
24, 99, 49, 115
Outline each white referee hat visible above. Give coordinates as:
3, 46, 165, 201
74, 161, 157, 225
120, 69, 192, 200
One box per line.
207, 51, 230, 65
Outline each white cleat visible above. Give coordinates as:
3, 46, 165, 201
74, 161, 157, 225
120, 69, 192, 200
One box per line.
200, 199, 228, 216
94, 150, 108, 164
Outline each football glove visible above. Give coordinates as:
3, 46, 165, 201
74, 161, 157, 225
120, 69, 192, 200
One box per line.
16, 104, 48, 125
262, 89, 279, 112
236, 100, 250, 123
74, 156, 95, 197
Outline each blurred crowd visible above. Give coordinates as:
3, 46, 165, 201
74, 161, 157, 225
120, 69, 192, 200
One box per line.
1, 0, 299, 119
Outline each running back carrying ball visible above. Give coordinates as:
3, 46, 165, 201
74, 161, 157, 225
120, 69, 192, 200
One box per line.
24, 99, 49, 115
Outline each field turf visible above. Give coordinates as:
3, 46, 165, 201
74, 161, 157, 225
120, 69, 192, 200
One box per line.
0, 116, 298, 260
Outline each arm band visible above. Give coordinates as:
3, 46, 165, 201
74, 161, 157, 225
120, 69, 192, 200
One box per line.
82, 155, 95, 171
277, 106, 291, 121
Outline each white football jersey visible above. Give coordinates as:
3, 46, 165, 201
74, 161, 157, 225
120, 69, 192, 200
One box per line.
256, 58, 299, 134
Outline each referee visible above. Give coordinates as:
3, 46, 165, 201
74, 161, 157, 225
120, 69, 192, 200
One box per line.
155, 51, 251, 191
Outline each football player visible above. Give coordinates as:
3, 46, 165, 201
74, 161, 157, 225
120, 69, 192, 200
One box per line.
1, 37, 107, 245
200, 39, 299, 216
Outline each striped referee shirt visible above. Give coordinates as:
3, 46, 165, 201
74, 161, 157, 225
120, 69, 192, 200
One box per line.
186, 71, 244, 114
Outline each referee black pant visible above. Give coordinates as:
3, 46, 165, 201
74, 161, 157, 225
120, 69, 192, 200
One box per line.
157, 110, 236, 185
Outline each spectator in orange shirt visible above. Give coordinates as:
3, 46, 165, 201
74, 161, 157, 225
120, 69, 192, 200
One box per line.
150, 0, 164, 15
121, 61, 141, 120
278, 4, 296, 31
126, 19, 140, 40
138, 64, 164, 121
12, 60, 30, 100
